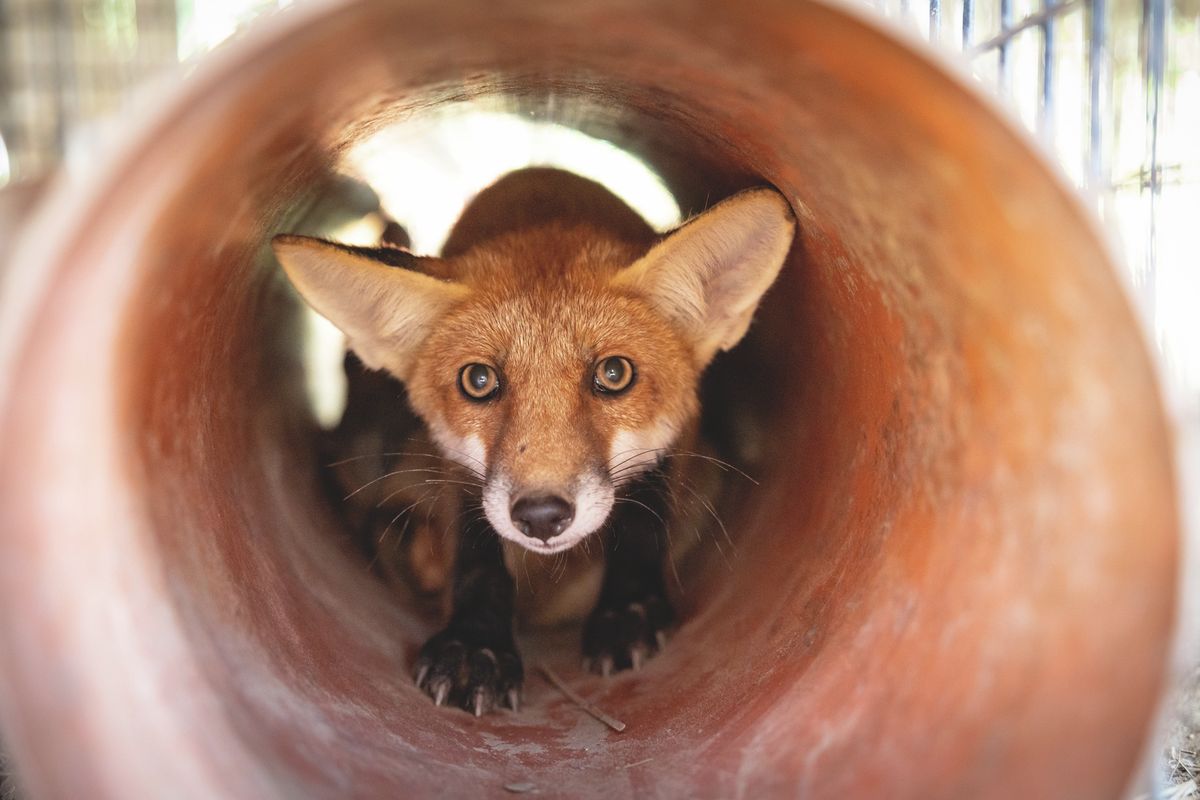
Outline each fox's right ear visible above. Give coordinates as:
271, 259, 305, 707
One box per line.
272, 235, 467, 381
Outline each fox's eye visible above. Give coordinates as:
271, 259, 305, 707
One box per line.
594, 356, 635, 394
460, 363, 500, 400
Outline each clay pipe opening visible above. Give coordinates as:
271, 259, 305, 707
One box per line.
0, 1, 1178, 798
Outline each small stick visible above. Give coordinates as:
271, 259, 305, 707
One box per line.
538, 665, 626, 732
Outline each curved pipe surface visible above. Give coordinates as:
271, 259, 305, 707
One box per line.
0, 1, 1177, 797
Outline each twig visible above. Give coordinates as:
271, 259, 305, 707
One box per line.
538, 665, 626, 732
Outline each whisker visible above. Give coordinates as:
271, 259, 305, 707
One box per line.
605, 445, 653, 463
613, 496, 667, 529
676, 479, 737, 570
329, 442, 488, 483
608, 447, 758, 488
394, 435, 488, 474
621, 479, 685, 591
418, 478, 486, 489
606, 447, 663, 475
605, 447, 649, 470
374, 476, 452, 509
698, 517, 731, 571
343, 467, 456, 500
659, 450, 759, 485
385, 488, 442, 529
609, 462, 664, 486
662, 522, 683, 594
552, 551, 570, 584
443, 503, 484, 539
609, 453, 667, 479
372, 486, 439, 564
456, 514, 489, 543
367, 514, 413, 572
327, 450, 456, 467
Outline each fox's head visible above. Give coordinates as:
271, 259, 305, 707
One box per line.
274, 183, 794, 555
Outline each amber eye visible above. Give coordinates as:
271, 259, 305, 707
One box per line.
593, 356, 635, 394
459, 363, 500, 400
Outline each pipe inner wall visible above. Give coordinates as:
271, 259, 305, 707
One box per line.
0, 0, 1177, 797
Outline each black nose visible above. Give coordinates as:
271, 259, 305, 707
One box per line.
510, 494, 575, 542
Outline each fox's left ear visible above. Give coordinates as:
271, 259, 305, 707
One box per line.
613, 188, 795, 367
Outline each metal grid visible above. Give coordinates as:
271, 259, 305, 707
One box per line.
876, 0, 1159, 192
867, 0, 1200, 405
0, 0, 177, 182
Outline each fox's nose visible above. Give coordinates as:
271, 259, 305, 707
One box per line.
510, 494, 575, 542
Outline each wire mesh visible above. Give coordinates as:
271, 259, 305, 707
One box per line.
874, 0, 1199, 403
0, 0, 177, 179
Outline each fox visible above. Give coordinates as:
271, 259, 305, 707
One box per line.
273, 167, 795, 716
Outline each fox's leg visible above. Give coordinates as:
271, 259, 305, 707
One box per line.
413, 518, 522, 716
582, 471, 675, 675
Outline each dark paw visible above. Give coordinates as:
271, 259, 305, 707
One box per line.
413, 630, 523, 716
582, 595, 675, 676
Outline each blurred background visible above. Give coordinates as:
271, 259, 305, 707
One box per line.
0, 0, 1196, 795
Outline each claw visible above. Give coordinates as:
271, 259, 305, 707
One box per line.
630, 647, 645, 671
655, 630, 668, 650
431, 679, 450, 707
600, 656, 613, 678
507, 688, 521, 712
415, 630, 523, 717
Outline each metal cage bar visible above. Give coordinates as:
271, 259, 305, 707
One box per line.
1039, 0, 1056, 141
1086, 0, 1107, 184
1142, 0, 1167, 297
971, 0, 1080, 56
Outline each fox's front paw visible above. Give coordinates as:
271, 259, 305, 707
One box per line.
582, 594, 675, 676
413, 630, 523, 716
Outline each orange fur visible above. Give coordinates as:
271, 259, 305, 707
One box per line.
275, 168, 794, 620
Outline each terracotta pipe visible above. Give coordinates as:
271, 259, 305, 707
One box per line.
0, 0, 1178, 797
0, 179, 49, 269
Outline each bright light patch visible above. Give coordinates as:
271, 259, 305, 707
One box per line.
343, 105, 681, 255
0, 132, 10, 187
177, 0, 287, 60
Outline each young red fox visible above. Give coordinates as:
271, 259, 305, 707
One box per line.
273, 168, 795, 716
